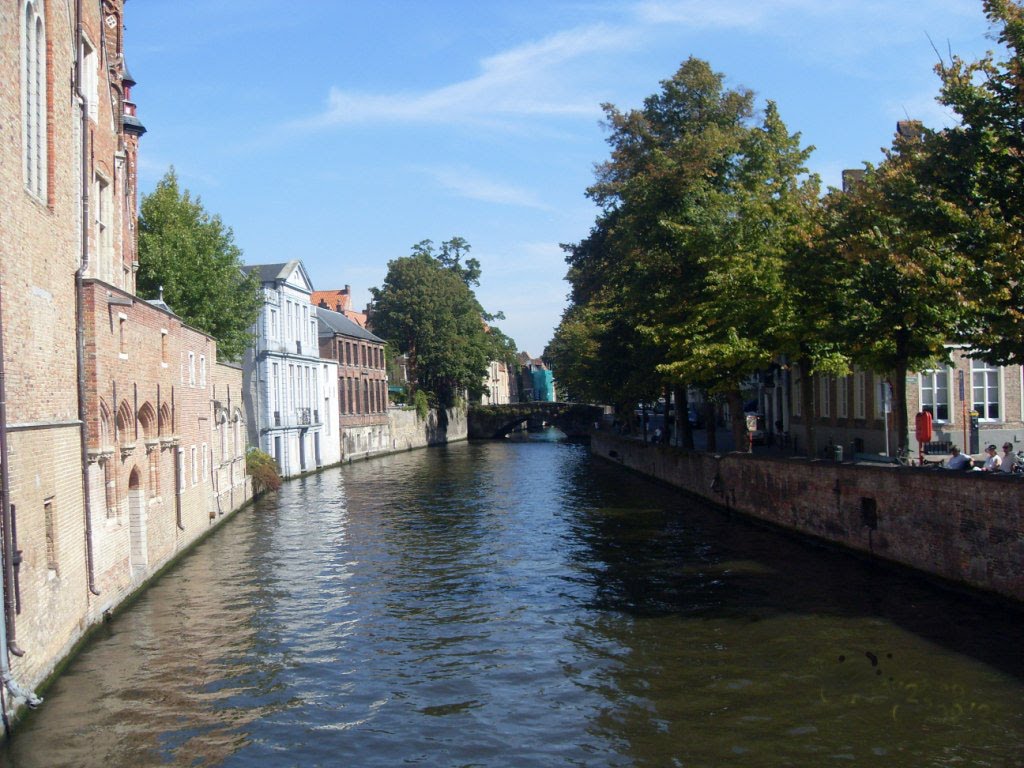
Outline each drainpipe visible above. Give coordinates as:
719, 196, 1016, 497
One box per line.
0, 287, 43, 714
75, 0, 100, 598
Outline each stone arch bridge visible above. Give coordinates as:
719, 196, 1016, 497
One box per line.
467, 402, 605, 440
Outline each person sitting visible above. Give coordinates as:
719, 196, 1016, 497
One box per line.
945, 446, 973, 471
1001, 442, 1018, 474
981, 444, 1002, 472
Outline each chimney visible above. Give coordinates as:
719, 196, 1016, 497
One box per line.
896, 120, 924, 140
842, 169, 865, 192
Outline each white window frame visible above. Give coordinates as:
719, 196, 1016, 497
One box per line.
190, 445, 198, 485
875, 378, 889, 418
853, 371, 866, 419
199, 355, 206, 387
972, 361, 1002, 422
22, 0, 47, 200
201, 443, 208, 481
81, 34, 98, 122
177, 448, 185, 491
920, 367, 952, 424
837, 376, 849, 418
188, 351, 196, 387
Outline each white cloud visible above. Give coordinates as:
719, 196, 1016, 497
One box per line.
423, 167, 551, 210
293, 23, 636, 131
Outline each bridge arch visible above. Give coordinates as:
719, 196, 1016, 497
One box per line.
467, 403, 604, 440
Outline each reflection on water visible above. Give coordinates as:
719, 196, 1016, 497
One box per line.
2, 439, 1023, 767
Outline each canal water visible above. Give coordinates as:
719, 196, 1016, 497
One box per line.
2, 436, 1023, 767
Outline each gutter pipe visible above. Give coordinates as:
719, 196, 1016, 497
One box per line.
74, 0, 99, 598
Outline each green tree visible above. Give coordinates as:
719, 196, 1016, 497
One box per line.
137, 169, 261, 361
370, 239, 510, 408
558, 58, 817, 448
820, 129, 974, 450
931, 0, 1024, 364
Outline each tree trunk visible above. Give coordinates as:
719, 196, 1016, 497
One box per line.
892, 360, 910, 453
704, 401, 717, 452
801, 368, 817, 458
676, 384, 694, 450
727, 390, 749, 453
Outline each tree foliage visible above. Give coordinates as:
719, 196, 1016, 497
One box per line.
137, 169, 261, 361
370, 238, 515, 408
930, 0, 1024, 364
818, 130, 976, 449
553, 58, 818, 446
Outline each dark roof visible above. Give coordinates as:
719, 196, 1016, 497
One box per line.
241, 261, 296, 283
122, 113, 146, 136
317, 307, 384, 343
146, 297, 174, 314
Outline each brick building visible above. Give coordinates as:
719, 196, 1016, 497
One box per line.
0, 0, 251, 720
312, 286, 368, 328
783, 352, 1024, 459
317, 308, 390, 460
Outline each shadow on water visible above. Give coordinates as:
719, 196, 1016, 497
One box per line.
556, 453, 1024, 683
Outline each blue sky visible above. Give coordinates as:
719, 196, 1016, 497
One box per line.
127, 1, 998, 356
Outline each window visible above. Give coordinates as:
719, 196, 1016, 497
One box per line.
22, 0, 47, 199
44, 497, 57, 572
272, 362, 280, 411
81, 36, 97, 121
202, 444, 208, 480
188, 352, 196, 386
819, 376, 831, 418
177, 448, 185, 491
837, 376, 849, 418
95, 174, 113, 280
190, 446, 198, 485
875, 378, 889, 418
269, 309, 277, 341
199, 355, 206, 387
920, 369, 951, 422
118, 313, 127, 357
854, 372, 866, 419
972, 362, 1001, 421
339, 380, 346, 413
161, 329, 168, 366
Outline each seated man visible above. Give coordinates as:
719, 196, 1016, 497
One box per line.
945, 446, 973, 470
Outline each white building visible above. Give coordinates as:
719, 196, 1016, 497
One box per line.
241, 261, 340, 477
481, 360, 512, 405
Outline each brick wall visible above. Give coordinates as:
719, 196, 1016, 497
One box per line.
592, 433, 1024, 603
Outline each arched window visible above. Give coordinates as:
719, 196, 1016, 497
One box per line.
138, 402, 157, 440
98, 400, 112, 446
21, 0, 46, 199
158, 403, 172, 436
116, 400, 134, 442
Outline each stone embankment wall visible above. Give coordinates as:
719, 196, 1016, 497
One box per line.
592, 433, 1024, 603
385, 407, 468, 455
